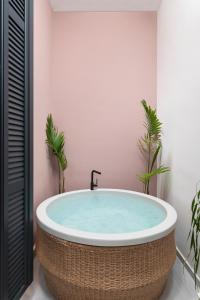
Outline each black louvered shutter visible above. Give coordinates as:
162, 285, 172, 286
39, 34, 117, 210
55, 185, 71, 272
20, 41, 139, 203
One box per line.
0, 0, 33, 299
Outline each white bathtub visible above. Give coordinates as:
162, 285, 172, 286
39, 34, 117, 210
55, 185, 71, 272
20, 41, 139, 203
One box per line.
36, 189, 177, 247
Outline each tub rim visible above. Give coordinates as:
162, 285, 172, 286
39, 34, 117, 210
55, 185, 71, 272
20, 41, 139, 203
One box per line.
36, 189, 177, 247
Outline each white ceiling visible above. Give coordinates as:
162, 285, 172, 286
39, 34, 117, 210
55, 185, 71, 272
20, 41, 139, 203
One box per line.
49, 0, 161, 12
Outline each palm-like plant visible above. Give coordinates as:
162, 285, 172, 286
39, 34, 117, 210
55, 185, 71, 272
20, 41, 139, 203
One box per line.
188, 188, 200, 287
46, 114, 67, 194
138, 100, 169, 194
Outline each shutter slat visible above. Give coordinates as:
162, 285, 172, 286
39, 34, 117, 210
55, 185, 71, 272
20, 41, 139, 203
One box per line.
9, 30, 24, 49
8, 193, 24, 206
8, 112, 24, 122
8, 236, 24, 257
8, 130, 24, 137
9, 90, 24, 102
8, 98, 24, 109
9, 73, 25, 89
9, 51, 24, 69
8, 135, 24, 141
8, 220, 24, 241
9, 44, 24, 64
9, 64, 24, 80
9, 0, 24, 21
8, 263, 25, 289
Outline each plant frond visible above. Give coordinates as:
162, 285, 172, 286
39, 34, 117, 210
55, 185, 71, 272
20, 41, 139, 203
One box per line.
58, 151, 68, 171
188, 189, 200, 288
137, 100, 169, 195
138, 166, 170, 184
150, 144, 161, 172
141, 99, 162, 140
46, 114, 68, 171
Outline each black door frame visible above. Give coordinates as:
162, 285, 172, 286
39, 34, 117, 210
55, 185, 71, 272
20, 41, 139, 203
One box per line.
25, 0, 34, 289
0, 2, 4, 298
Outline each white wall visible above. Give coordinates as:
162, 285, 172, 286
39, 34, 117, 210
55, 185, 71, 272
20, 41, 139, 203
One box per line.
157, 0, 200, 269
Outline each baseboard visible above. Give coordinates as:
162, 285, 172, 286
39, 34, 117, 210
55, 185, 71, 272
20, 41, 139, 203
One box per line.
176, 247, 200, 286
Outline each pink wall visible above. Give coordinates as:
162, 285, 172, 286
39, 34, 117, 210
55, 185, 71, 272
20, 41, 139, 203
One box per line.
51, 12, 157, 193
34, 0, 57, 209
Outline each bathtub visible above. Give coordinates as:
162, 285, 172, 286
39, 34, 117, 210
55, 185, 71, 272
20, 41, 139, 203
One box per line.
36, 189, 177, 300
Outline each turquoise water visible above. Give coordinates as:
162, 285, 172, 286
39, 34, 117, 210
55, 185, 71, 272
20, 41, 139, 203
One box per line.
47, 191, 166, 234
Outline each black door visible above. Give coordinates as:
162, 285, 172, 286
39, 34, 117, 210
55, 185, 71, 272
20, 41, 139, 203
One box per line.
0, 0, 33, 299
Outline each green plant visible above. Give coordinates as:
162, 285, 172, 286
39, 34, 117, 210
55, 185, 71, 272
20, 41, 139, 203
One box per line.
46, 114, 67, 194
138, 100, 170, 194
188, 188, 200, 287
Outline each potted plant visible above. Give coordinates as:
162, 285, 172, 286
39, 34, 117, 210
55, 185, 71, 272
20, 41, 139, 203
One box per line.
46, 114, 68, 194
138, 100, 169, 195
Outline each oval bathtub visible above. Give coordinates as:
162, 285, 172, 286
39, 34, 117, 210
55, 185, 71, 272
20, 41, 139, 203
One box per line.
36, 189, 177, 300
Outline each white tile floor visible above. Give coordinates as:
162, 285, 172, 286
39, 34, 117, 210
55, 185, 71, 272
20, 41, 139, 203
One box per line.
21, 257, 198, 300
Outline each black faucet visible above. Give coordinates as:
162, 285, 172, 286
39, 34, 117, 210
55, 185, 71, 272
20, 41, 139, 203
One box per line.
90, 170, 101, 190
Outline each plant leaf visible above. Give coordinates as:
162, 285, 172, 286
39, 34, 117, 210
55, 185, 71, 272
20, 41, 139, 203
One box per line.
138, 166, 170, 184
46, 114, 68, 171
150, 144, 161, 172
188, 188, 200, 288
141, 99, 162, 140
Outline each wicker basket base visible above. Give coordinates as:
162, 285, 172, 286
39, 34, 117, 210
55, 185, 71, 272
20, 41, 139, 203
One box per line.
44, 268, 167, 300
37, 227, 176, 300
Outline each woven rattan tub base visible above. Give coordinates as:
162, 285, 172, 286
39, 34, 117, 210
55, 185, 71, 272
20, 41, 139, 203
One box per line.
37, 227, 176, 300
44, 269, 167, 300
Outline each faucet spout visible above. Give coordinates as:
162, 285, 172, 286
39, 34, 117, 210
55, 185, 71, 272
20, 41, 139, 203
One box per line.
90, 170, 101, 190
